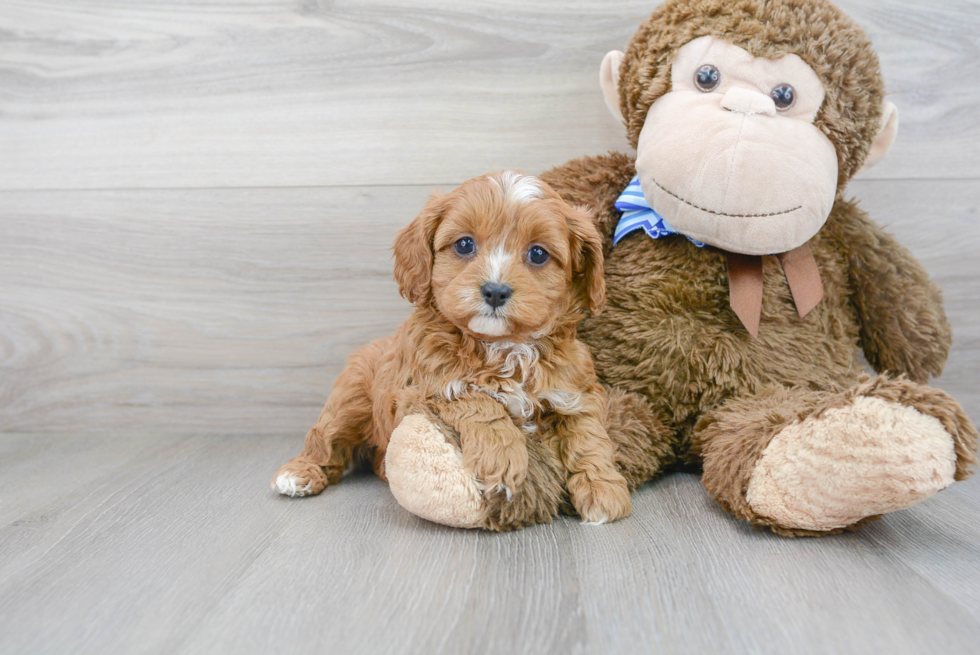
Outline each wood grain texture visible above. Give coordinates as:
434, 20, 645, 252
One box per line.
1, 180, 977, 435
0, 432, 978, 655
1, 0, 978, 190
0, 186, 418, 434
1, 2, 979, 652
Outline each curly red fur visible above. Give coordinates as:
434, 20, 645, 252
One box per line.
274, 171, 630, 526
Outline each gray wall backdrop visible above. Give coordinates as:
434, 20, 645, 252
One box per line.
1, 0, 977, 436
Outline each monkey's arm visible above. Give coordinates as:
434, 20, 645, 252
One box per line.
831, 199, 951, 383
539, 152, 636, 241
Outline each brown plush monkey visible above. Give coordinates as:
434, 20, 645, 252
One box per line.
384, 0, 978, 535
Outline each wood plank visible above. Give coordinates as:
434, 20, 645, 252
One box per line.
1, 0, 978, 190
860, 477, 980, 622
0, 432, 978, 654
0, 186, 421, 435
1, 178, 977, 435
0, 433, 200, 581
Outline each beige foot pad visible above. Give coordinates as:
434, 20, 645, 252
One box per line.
385, 414, 486, 529
746, 396, 957, 531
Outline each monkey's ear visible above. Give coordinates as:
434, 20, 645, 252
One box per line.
392, 192, 449, 305
858, 101, 899, 174
600, 50, 626, 125
565, 204, 606, 315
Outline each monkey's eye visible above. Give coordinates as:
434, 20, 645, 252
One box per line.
771, 84, 796, 110
694, 64, 721, 92
527, 245, 549, 266
454, 237, 476, 256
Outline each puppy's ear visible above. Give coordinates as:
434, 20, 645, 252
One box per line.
392, 192, 449, 304
564, 204, 606, 315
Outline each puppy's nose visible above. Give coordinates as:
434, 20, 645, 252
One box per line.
481, 282, 512, 309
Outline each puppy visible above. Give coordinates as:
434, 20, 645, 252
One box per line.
272, 171, 631, 525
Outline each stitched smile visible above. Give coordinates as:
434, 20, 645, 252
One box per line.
652, 178, 801, 218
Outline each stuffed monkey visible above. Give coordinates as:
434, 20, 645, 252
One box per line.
384, 0, 978, 534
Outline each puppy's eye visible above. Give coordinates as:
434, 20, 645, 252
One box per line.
771, 84, 796, 110
695, 64, 721, 92
453, 237, 475, 257
527, 245, 549, 266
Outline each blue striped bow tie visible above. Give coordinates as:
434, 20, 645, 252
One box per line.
612, 175, 825, 339
613, 176, 704, 247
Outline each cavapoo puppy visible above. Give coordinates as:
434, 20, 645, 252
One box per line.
272, 171, 631, 528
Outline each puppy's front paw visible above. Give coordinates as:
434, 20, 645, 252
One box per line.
472, 440, 529, 500
271, 457, 328, 497
568, 472, 631, 524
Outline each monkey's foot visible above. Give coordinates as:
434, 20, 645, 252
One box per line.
386, 414, 567, 531
385, 415, 486, 528
746, 385, 972, 532
699, 376, 977, 536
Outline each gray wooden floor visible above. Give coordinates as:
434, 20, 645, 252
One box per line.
2, 433, 980, 654
2, 1, 979, 653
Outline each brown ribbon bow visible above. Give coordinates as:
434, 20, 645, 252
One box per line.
725, 243, 824, 338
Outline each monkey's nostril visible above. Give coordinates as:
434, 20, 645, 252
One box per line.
481, 282, 512, 309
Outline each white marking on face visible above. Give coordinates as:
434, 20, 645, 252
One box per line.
493, 171, 543, 204
484, 246, 512, 285
272, 473, 313, 497
468, 314, 510, 337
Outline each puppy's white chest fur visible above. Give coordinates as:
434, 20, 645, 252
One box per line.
443, 341, 582, 424
480, 341, 540, 421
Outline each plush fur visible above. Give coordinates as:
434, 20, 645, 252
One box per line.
530, 0, 978, 534
538, 148, 976, 534
380, 0, 977, 536
273, 171, 631, 530
694, 375, 975, 536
